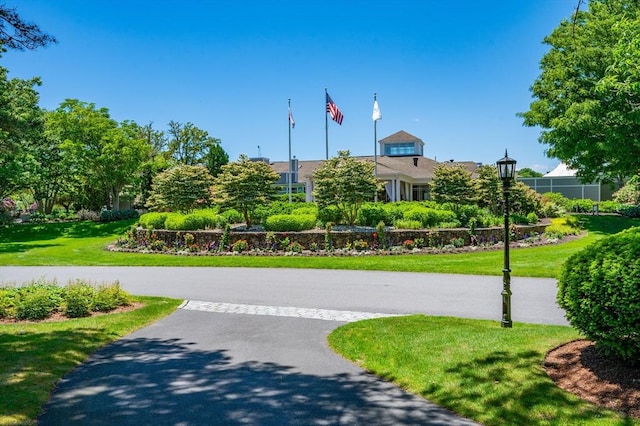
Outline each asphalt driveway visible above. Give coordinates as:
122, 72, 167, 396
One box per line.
1, 267, 565, 425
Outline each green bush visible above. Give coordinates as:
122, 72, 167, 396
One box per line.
0, 288, 15, 318
64, 281, 95, 318
264, 214, 316, 232
92, 282, 130, 312
617, 205, 640, 218
567, 199, 593, 213
15, 283, 64, 321
393, 219, 422, 230
317, 205, 342, 225
291, 206, 318, 217
597, 200, 620, 213
100, 209, 140, 222
541, 192, 570, 209
139, 212, 169, 229
357, 203, 389, 227
220, 209, 243, 224
231, 239, 249, 253
558, 227, 640, 366
164, 214, 187, 230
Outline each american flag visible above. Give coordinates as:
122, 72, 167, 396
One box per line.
326, 92, 344, 125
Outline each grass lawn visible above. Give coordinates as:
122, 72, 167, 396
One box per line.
329, 315, 639, 425
0, 296, 182, 425
1, 215, 639, 277
1, 214, 639, 424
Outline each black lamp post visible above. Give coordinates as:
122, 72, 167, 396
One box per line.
496, 150, 517, 328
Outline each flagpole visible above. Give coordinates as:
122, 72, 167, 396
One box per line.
288, 98, 292, 203
324, 88, 329, 160
374, 92, 378, 202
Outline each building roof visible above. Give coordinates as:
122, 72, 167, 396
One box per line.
378, 130, 425, 146
270, 155, 478, 183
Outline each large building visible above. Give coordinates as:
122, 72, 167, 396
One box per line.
518, 163, 615, 201
269, 130, 479, 202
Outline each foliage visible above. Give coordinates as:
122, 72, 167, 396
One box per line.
212, 155, 280, 227
231, 239, 249, 253
146, 164, 214, 213
393, 219, 422, 230
618, 205, 640, 218
100, 209, 139, 222
508, 181, 542, 216
48, 100, 150, 211
63, 281, 95, 318
517, 167, 544, 178
558, 226, 640, 366
92, 281, 130, 312
431, 164, 476, 212
0, 5, 57, 50
613, 174, 640, 205
312, 150, 381, 226
357, 203, 390, 227
139, 212, 170, 229
317, 205, 342, 226
567, 198, 594, 213
166, 121, 227, 172
77, 209, 100, 221
545, 217, 581, 239
0, 60, 43, 199
520, 0, 640, 183
264, 214, 316, 232
474, 165, 502, 215
14, 283, 63, 321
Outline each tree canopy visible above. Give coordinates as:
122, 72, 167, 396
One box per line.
520, 0, 640, 183
430, 164, 476, 212
312, 150, 381, 226
0, 5, 56, 51
146, 164, 214, 213
212, 155, 280, 227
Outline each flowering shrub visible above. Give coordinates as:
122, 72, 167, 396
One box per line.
232, 239, 249, 253
352, 239, 369, 251
403, 239, 415, 250
286, 241, 304, 253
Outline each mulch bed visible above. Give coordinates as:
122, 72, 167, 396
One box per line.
544, 339, 640, 417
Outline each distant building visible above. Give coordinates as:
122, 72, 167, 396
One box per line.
269, 130, 479, 202
518, 163, 614, 201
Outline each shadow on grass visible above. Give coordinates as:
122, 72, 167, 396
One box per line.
0, 242, 61, 254
579, 215, 640, 237
427, 349, 634, 425
0, 220, 135, 243
33, 336, 473, 425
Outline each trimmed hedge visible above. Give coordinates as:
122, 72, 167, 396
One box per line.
100, 209, 140, 222
264, 214, 316, 232
558, 226, 640, 366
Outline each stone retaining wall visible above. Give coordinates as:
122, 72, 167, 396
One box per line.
136, 224, 547, 251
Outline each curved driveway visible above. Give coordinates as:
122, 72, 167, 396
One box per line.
1, 267, 566, 425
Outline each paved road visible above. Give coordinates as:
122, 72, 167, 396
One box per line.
1, 267, 566, 425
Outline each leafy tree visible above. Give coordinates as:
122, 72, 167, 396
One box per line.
517, 167, 544, 178
204, 142, 229, 177
613, 174, 640, 205
430, 164, 476, 213
0, 60, 43, 198
212, 155, 280, 227
0, 5, 56, 50
48, 100, 149, 210
312, 150, 381, 226
146, 164, 214, 213
509, 181, 543, 216
474, 165, 502, 215
520, 0, 640, 183
167, 121, 228, 172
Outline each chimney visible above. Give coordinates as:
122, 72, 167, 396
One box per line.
413, 157, 419, 167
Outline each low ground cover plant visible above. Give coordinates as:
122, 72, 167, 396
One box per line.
0, 279, 131, 321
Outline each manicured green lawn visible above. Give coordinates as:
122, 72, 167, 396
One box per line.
1, 215, 638, 277
1, 215, 639, 424
0, 296, 182, 425
329, 315, 639, 425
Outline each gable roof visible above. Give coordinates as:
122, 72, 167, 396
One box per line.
379, 130, 424, 146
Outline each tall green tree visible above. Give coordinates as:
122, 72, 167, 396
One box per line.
48, 100, 149, 210
146, 164, 214, 213
0, 60, 43, 198
312, 150, 381, 226
520, 0, 640, 183
430, 164, 476, 213
517, 168, 544, 178
212, 155, 280, 227
167, 121, 228, 175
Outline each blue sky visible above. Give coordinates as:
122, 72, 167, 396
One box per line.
3, 1, 576, 173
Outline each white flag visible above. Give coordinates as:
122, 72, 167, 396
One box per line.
372, 99, 381, 121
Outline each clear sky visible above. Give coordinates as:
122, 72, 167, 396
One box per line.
3, 1, 577, 173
